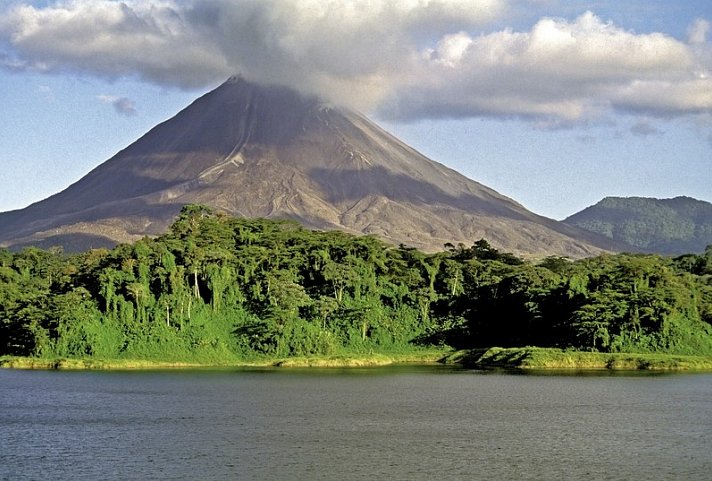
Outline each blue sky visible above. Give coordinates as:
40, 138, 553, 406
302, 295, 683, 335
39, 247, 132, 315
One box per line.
1, 0, 711, 220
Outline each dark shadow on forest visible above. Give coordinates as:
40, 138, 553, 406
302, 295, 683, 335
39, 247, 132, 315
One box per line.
4, 233, 119, 253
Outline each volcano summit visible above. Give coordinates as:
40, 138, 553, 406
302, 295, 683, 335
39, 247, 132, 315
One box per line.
0, 77, 614, 257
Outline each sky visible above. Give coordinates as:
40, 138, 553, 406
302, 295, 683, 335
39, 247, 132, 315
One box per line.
1, 0, 711, 220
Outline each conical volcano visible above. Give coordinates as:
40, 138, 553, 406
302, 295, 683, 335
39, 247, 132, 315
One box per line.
0, 77, 615, 256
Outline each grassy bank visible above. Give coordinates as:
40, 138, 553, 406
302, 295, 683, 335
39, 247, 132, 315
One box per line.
442, 347, 712, 371
0, 348, 449, 371
5, 347, 712, 371
273, 350, 447, 367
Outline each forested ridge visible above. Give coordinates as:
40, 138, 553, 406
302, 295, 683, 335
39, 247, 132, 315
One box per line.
564, 196, 712, 255
2, 205, 712, 362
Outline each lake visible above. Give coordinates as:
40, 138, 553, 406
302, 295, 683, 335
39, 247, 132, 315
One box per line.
1, 365, 711, 480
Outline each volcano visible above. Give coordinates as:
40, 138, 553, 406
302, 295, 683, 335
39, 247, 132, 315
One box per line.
0, 77, 615, 257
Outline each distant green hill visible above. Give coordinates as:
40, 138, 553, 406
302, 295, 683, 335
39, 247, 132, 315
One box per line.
564, 196, 712, 255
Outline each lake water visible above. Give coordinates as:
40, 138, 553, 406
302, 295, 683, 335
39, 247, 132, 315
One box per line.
1, 365, 711, 480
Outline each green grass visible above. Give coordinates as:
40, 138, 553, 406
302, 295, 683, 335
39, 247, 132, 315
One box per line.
0, 357, 260, 370
273, 349, 447, 367
442, 347, 712, 371
0, 347, 450, 370
7, 346, 710, 371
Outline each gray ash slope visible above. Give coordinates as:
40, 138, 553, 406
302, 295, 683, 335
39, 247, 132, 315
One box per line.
0, 77, 616, 257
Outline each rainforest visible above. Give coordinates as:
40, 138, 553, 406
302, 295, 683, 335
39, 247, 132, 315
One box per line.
2, 205, 712, 368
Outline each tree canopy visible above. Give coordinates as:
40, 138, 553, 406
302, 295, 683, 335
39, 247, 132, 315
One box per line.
1, 205, 711, 361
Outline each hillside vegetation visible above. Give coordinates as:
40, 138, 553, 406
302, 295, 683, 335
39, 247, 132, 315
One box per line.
1, 205, 712, 364
564, 196, 712, 254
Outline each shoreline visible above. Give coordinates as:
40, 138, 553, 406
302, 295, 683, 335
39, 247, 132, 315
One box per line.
441, 347, 712, 371
3, 347, 712, 371
0, 350, 448, 371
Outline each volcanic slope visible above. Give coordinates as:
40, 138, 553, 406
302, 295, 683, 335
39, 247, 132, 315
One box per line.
0, 77, 615, 257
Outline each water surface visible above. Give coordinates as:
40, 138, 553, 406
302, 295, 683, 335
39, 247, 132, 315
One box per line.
1, 366, 711, 480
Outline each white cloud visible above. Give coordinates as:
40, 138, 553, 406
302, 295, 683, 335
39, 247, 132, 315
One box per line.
35, 83, 54, 101
688, 18, 710, 45
0, 51, 28, 71
97, 94, 137, 115
1, 2, 711, 125
0, 0, 231, 87
385, 12, 706, 122
612, 79, 712, 116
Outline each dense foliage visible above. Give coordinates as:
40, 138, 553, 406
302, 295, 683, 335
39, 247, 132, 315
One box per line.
564, 196, 712, 255
2, 205, 712, 361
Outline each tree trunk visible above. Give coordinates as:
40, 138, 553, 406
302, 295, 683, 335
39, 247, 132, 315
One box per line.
193, 268, 200, 299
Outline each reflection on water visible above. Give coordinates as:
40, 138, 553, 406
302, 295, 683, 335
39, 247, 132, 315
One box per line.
1, 366, 711, 480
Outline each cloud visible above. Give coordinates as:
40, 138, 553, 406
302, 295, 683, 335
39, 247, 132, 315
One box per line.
97, 94, 137, 116
688, 18, 710, 45
0, 51, 28, 71
630, 121, 662, 137
0, 0, 230, 87
383, 12, 710, 122
1, 1, 712, 125
576, 134, 597, 144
